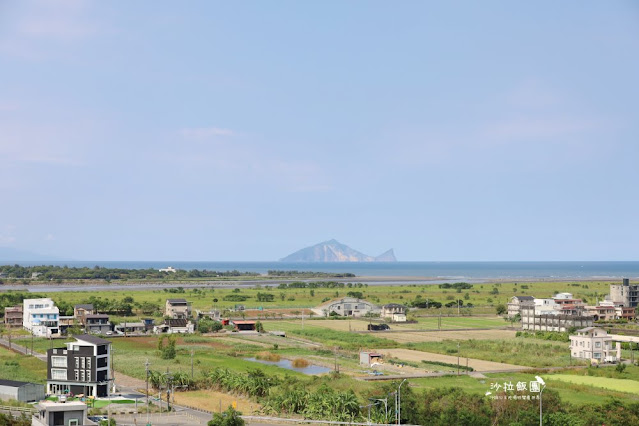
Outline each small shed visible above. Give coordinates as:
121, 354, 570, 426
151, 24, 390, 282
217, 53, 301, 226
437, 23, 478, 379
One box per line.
232, 320, 256, 331
360, 351, 384, 367
0, 379, 45, 402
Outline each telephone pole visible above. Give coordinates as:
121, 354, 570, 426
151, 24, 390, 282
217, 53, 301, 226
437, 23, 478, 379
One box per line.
145, 359, 150, 426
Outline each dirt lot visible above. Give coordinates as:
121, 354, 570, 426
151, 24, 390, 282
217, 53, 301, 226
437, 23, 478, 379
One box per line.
382, 329, 517, 343
173, 390, 261, 414
375, 348, 527, 372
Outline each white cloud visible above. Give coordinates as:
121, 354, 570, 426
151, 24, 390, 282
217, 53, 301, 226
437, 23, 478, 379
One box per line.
0, 0, 101, 59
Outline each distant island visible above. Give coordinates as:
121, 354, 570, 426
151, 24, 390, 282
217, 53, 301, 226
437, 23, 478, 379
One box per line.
280, 239, 397, 262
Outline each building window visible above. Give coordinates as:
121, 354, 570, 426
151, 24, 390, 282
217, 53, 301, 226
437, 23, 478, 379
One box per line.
51, 356, 67, 368
81, 370, 85, 382
75, 357, 79, 368
87, 358, 91, 369
74, 370, 79, 381
81, 357, 85, 369
51, 369, 66, 380
594, 352, 601, 359
595, 342, 601, 348
86, 370, 91, 381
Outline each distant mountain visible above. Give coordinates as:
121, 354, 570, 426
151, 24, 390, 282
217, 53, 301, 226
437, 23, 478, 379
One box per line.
0, 247, 63, 263
280, 239, 397, 262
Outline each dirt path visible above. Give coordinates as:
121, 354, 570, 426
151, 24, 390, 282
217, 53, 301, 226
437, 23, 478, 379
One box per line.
375, 348, 528, 372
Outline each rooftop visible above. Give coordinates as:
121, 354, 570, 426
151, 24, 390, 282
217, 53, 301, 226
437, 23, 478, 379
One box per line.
74, 304, 94, 310
0, 379, 34, 387
73, 334, 111, 345
166, 299, 188, 304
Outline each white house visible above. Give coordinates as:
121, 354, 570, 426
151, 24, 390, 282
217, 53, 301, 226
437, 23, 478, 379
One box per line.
159, 266, 177, 273
312, 297, 380, 317
381, 304, 407, 322
23, 298, 59, 337
569, 327, 620, 363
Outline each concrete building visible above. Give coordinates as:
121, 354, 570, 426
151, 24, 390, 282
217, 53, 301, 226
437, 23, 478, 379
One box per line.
46, 335, 111, 398
114, 322, 146, 334
521, 303, 593, 332
359, 352, 383, 367
23, 298, 59, 337
381, 304, 407, 322
570, 327, 620, 363
73, 304, 95, 325
507, 296, 534, 319
196, 309, 221, 321
3, 306, 22, 328
312, 297, 380, 317
159, 266, 177, 273
32, 400, 93, 426
154, 319, 195, 334
165, 299, 191, 319
84, 314, 111, 334
609, 278, 639, 308
0, 379, 45, 402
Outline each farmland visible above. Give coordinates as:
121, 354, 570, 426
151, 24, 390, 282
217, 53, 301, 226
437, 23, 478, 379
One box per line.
3, 279, 639, 425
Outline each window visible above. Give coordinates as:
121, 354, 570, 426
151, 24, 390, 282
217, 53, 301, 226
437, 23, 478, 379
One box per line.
69, 420, 79, 426
86, 370, 91, 381
81, 370, 85, 382
75, 358, 79, 368
81, 357, 85, 368
74, 370, 79, 381
87, 358, 91, 369
595, 342, 601, 348
594, 352, 601, 359
51, 369, 66, 380
51, 356, 67, 368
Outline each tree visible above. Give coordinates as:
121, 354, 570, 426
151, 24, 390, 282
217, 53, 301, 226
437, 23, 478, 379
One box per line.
208, 406, 245, 426
495, 304, 507, 315
255, 321, 264, 333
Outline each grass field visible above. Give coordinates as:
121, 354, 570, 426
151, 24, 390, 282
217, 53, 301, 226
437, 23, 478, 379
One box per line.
544, 374, 639, 394
375, 348, 527, 372
0, 345, 48, 383
410, 371, 639, 406
3, 280, 614, 324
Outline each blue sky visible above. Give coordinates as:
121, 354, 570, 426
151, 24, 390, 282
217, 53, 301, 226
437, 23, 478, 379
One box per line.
1, 1, 638, 261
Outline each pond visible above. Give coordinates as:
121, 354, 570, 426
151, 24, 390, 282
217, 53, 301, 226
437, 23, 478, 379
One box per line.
245, 357, 332, 375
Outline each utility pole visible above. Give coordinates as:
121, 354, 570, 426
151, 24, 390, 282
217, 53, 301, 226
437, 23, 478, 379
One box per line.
145, 359, 150, 426
398, 379, 407, 425
457, 342, 460, 376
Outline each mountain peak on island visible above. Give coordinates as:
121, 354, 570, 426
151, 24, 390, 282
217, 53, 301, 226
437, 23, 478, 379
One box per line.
280, 240, 397, 262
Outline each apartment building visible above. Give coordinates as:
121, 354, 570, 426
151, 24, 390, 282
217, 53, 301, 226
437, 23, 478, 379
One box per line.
46, 334, 111, 398
4, 306, 23, 328
23, 298, 59, 337
507, 296, 534, 319
609, 278, 639, 308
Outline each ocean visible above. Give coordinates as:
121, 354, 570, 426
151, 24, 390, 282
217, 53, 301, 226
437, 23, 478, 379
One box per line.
5, 261, 639, 280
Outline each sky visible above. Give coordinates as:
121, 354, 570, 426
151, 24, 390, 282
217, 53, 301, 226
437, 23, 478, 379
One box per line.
1, 1, 638, 261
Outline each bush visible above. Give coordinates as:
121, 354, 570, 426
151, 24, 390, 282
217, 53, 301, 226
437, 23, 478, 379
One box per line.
208, 406, 245, 426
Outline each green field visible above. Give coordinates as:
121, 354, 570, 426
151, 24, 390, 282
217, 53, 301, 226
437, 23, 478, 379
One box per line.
0, 345, 48, 383
545, 374, 639, 394
1, 280, 614, 324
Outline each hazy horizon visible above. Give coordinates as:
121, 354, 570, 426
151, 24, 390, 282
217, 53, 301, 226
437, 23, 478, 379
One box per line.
1, 1, 638, 261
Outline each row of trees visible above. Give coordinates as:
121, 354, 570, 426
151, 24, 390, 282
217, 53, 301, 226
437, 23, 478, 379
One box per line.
267, 270, 355, 278
0, 265, 259, 281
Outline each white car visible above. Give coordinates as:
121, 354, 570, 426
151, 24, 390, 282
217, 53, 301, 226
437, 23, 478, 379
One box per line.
105, 331, 113, 336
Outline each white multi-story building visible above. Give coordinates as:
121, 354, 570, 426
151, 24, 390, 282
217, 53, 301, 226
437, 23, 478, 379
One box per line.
569, 327, 620, 363
23, 298, 59, 337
